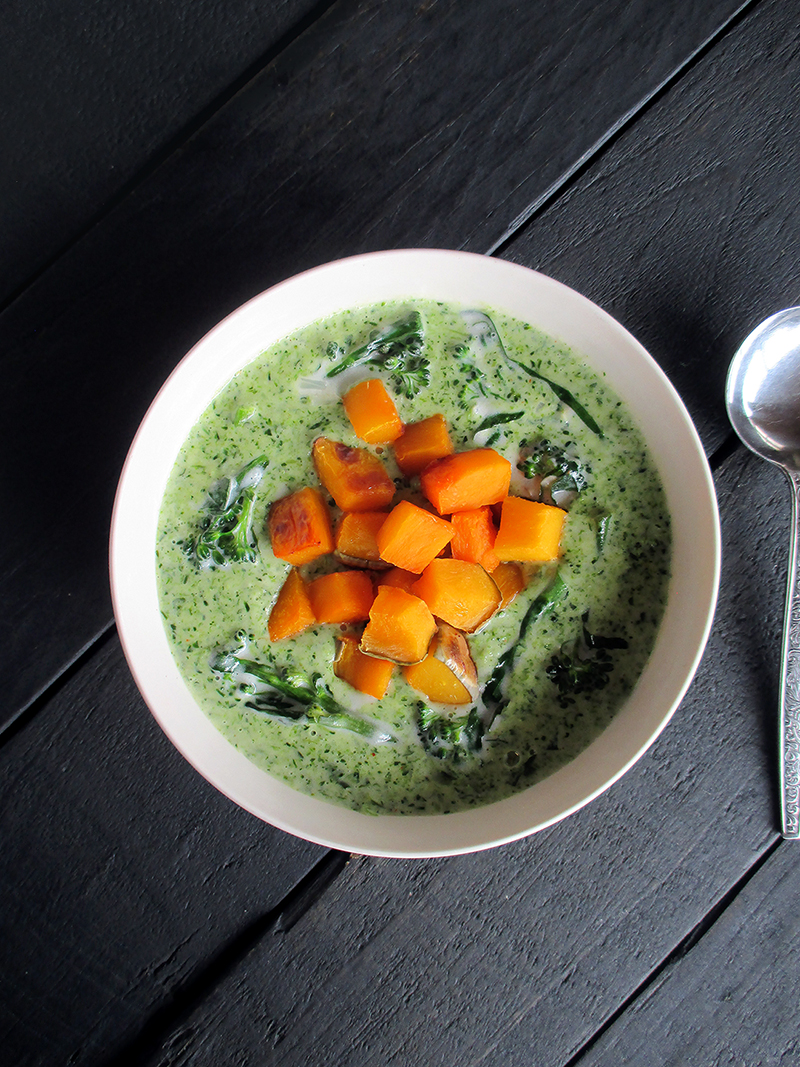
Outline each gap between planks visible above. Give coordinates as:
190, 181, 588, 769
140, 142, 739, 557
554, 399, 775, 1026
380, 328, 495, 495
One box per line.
0, 0, 342, 320
562, 835, 783, 1067
486, 0, 760, 258
101, 849, 350, 1067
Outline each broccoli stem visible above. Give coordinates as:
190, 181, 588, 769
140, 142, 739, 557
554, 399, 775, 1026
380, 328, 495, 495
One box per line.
210, 646, 394, 742
325, 312, 424, 378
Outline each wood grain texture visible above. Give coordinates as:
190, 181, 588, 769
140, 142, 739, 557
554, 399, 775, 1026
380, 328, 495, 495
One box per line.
0, 0, 323, 305
505, 0, 800, 459
575, 840, 799, 1066
0, 634, 326, 1067
0, 0, 745, 728
103, 445, 787, 1066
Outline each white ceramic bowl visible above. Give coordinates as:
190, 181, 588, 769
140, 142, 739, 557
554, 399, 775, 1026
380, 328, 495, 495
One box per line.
110, 249, 720, 857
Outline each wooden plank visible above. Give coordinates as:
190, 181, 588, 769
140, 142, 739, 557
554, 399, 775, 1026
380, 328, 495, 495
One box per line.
0, 634, 327, 1066
574, 840, 799, 1066
504, 0, 800, 460
0, 0, 745, 727
0, 0, 323, 305
99, 442, 790, 1065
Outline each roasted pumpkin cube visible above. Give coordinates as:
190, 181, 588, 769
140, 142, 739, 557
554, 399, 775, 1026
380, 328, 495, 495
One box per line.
375, 500, 454, 573
267, 568, 316, 641
334, 635, 394, 699
342, 378, 403, 444
412, 558, 501, 632
334, 510, 389, 567
393, 413, 453, 477
420, 448, 512, 514
376, 566, 420, 593
360, 585, 436, 664
494, 496, 565, 561
491, 561, 526, 609
306, 569, 375, 624
312, 437, 396, 511
267, 486, 334, 565
402, 625, 478, 705
450, 506, 500, 572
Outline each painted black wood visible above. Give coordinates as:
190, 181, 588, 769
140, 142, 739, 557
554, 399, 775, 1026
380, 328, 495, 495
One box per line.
575, 839, 797, 1065
82, 445, 788, 1066
0, 0, 746, 728
504, 0, 800, 466
0, 633, 326, 1066
0, 0, 323, 306
4, 1, 799, 1065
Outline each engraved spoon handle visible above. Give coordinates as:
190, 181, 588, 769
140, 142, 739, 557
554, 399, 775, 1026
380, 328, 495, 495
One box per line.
781, 469, 800, 837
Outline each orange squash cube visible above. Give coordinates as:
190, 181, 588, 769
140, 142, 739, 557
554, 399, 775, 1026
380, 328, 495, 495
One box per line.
375, 500, 454, 573
412, 558, 501, 632
312, 437, 396, 512
403, 656, 471, 705
267, 568, 316, 641
393, 413, 453, 477
334, 636, 394, 699
376, 567, 419, 593
334, 510, 388, 566
360, 585, 436, 664
420, 448, 512, 514
267, 486, 334, 565
491, 561, 526, 609
494, 497, 566, 562
342, 379, 403, 444
306, 569, 375, 624
450, 506, 501, 572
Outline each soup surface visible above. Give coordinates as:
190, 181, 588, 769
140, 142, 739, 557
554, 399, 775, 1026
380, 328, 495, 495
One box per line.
156, 300, 671, 814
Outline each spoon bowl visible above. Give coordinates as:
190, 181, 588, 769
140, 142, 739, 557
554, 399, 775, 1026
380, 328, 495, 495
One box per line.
726, 306, 800, 838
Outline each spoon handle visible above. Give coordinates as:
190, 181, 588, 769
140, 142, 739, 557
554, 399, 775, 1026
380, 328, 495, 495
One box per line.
781, 470, 800, 837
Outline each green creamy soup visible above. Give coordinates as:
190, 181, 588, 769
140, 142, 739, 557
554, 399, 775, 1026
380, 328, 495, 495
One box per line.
156, 300, 671, 815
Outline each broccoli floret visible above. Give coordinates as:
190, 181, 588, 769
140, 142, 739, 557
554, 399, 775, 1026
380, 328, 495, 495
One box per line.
325, 312, 430, 398
185, 456, 267, 569
417, 703, 484, 762
517, 439, 589, 501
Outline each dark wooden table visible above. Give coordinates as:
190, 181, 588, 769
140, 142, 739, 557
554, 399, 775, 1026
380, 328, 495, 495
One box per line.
3, 1, 799, 1063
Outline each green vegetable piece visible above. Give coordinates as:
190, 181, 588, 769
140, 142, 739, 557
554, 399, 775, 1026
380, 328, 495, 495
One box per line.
482, 573, 567, 723
233, 406, 256, 425
417, 703, 485, 762
545, 613, 629, 707
511, 359, 604, 438
517, 439, 589, 500
461, 309, 604, 437
474, 411, 524, 435
325, 312, 430, 398
186, 456, 268, 569
210, 642, 394, 742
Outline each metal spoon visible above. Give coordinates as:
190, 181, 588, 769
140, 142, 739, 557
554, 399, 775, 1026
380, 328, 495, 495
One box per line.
726, 307, 800, 838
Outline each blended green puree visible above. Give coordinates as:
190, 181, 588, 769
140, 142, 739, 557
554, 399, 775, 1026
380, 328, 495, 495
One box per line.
156, 300, 670, 815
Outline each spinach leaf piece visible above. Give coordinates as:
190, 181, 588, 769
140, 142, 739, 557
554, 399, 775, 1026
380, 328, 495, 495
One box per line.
511, 359, 604, 438
482, 573, 567, 725
460, 308, 604, 437
545, 613, 628, 707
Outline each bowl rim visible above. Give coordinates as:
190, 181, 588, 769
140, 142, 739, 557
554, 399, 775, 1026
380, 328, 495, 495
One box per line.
110, 248, 721, 858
